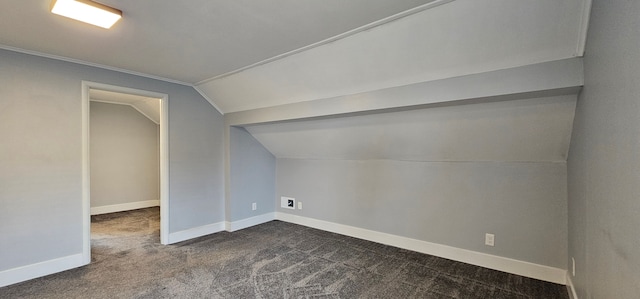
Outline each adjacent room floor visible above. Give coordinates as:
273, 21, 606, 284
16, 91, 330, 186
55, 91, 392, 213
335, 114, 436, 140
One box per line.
1, 208, 569, 298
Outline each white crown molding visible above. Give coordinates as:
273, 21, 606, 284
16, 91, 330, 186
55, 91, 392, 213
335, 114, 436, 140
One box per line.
192, 85, 224, 115
195, 0, 456, 85
0, 45, 228, 112
0, 44, 191, 86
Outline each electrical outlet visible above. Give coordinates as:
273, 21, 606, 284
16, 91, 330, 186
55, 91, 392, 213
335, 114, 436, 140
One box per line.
252, 202, 257, 211
485, 233, 495, 246
298, 201, 302, 210
281, 197, 296, 210
572, 257, 575, 276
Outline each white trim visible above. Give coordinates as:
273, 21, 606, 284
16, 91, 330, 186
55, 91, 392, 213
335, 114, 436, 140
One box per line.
566, 274, 579, 299
194, 0, 455, 85
167, 222, 226, 244
192, 85, 224, 115
159, 92, 169, 245
0, 44, 190, 86
0, 254, 84, 288
225, 213, 276, 232
90, 99, 159, 124
81, 81, 91, 265
225, 58, 584, 124
1, 44, 222, 112
90, 200, 160, 215
166, 212, 276, 244
575, 0, 592, 56
275, 213, 567, 285
82, 82, 170, 255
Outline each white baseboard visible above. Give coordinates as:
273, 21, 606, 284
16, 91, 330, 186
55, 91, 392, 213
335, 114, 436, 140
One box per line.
0, 254, 85, 288
225, 212, 276, 232
167, 222, 226, 244
1, 213, 570, 288
566, 273, 579, 299
275, 212, 567, 285
166, 213, 275, 244
90, 200, 160, 215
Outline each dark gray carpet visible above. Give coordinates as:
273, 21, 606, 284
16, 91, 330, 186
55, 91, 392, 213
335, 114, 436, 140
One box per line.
1, 208, 569, 298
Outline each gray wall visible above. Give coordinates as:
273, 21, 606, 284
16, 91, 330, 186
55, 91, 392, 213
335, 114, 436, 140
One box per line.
254, 95, 573, 268
90, 102, 159, 209
567, 0, 640, 297
229, 126, 276, 221
0, 49, 224, 272
240, 74, 576, 270
277, 159, 567, 269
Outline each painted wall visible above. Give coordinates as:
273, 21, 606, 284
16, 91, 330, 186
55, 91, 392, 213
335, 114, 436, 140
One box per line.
90, 102, 159, 210
277, 159, 568, 268
228, 127, 276, 222
567, 0, 640, 297
0, 49, 224, 273
263, 95, 573, 269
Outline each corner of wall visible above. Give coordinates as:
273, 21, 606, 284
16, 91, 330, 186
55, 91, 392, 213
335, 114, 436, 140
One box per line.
225, 212, 276, 232
566, 273, 579, 299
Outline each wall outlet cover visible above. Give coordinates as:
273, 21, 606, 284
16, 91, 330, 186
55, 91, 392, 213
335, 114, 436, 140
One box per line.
485, 233, 495, 246
281, 197, 296, 210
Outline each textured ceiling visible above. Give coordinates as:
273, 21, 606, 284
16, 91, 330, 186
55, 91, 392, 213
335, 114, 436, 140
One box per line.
0, 0, 436, 84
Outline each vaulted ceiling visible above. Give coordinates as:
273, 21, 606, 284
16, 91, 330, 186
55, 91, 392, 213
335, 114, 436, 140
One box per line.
0, 0, 437, 84
0, 0, 588, 115
1, 0, 590, 164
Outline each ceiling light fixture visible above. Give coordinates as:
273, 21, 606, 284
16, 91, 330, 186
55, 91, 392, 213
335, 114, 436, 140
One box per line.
51, 0, 122, 29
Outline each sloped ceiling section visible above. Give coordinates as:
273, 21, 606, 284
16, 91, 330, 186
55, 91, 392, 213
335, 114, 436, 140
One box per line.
90, 89, 161, 124
0, 0, 438, 84
200, 0, 588, 113
245, 95, 577, 162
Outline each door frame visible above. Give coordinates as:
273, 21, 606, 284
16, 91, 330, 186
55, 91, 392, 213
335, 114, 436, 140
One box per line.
81, 81, 170, 264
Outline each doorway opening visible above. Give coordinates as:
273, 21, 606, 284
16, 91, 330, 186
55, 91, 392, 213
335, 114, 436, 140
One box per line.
81, 82, 169, 265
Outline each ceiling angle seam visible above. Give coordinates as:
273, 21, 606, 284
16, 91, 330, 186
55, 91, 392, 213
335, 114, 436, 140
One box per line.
575, 0, 592, 56
194, 0, 456, 86
89, 99, 159, 124
191, 85, 225, 115
273, 157, 568, 164
0, 44, 225, 114
0, 44, 192, 87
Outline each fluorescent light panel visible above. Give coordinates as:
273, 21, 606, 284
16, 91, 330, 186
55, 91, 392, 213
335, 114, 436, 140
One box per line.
51, 0, 122, 29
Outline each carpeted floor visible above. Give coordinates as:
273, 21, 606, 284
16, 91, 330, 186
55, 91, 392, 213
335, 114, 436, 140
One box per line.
1, 207, 569, 298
